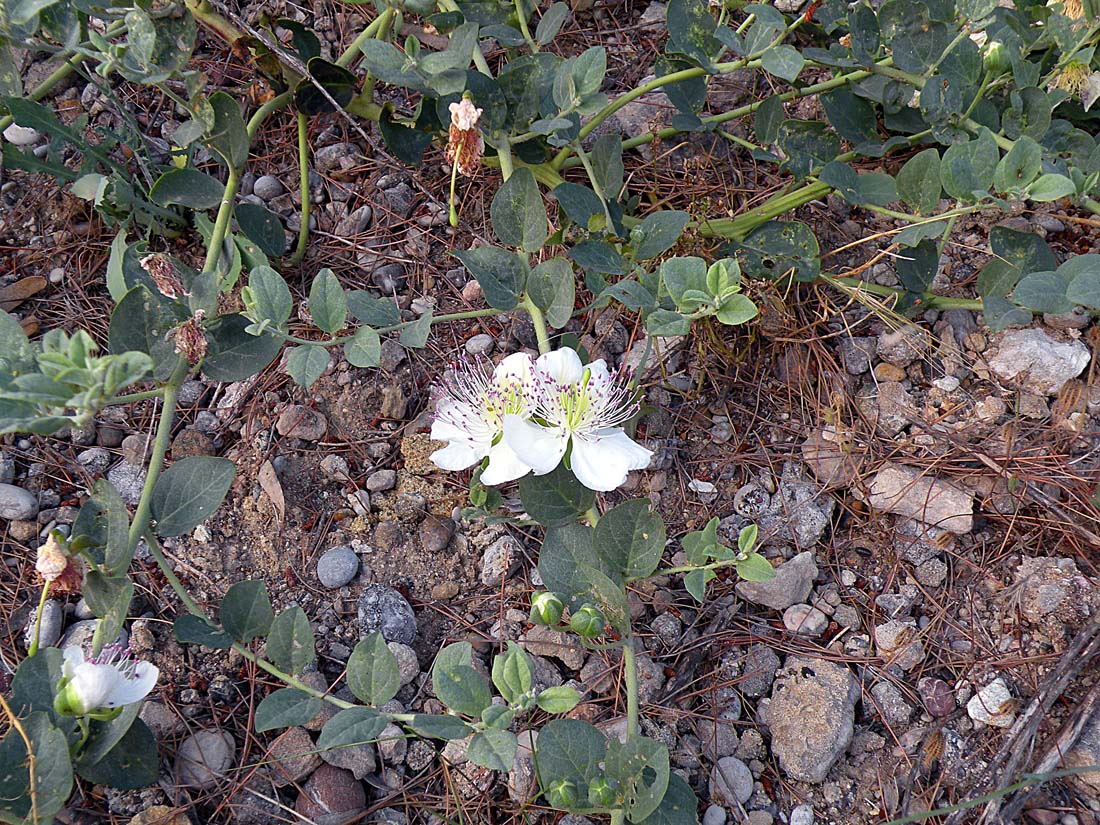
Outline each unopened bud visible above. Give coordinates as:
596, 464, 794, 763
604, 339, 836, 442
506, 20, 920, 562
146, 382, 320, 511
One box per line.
569, 605, 605, 638
530, 592, 564, 626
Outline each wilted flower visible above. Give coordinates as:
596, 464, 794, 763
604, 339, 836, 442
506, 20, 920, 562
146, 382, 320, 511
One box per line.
140, 253, 186, 300
34, 532, 84, 593
55, 644, 159, 718
503, 349, 652, 492
1049, 61, 1100, 110
430, 353, 536, 485
445, 98, 484, 177
1057, 0, 1084, 19
173, 311, 208, 365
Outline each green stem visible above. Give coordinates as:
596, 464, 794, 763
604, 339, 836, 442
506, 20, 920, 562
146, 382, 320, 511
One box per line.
497, 136, 515, 181
622, 634, 639, 738
826, 273, 984, 310
336, 7, 395, 68
246, 90, 294, 140
573, 142, 616, 227
106, 388, 165, 406
124, 359, 188, 559
521, 296, 552, 354
290, 112, 311, 265
583, 506, 600, 528
27, 582, 51, 658
697, 180, 831, 240
201, 167, 241, 277
514, 0, 537, 50
279, 307, 504, 348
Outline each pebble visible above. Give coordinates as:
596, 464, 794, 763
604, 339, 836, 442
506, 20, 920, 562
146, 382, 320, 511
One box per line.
919, 677, 955, 717
377, 722, 407, 764
3, 124, 39, 145
276, 406, 328, 441
320, 731, 376, 778
877, 327, 926, 367
335, 204, 373, 236
783, 603, 828, 636
791, 804, 815, 825
357, 584, 417, 644
767, 656, 860, 783
295, 764, 366, 820
839, 336, 877, 375
23, 599, 62, 649
688, 478, 718, 502
106, 462, 148, 507
481, 535, 518, 585
874, 620, 925, 670
702, 806, 728, 825
1065, 706, 1100, 794
0, 452, 13, 484
524, 623, 586, 670
739, 644, 781, 698
176, 730, 236, 789
986, 328, 1090, 395
735, 551, 815, 611
366, 469, 397, 492
0, 483, 38, 520
60, 619, 126, 655
317, 545, 359, 589
710, 756, 753, 805
253, 175, 284, 200
319, 455, 351, 482
420, 514, 455, 553
48, 267, 64, 284
966, 678, 1016, 728
870, 681, 913, 726
464, 333, 495, 356
867, 464, 973, 534
388, 641, 420, 685
76, 448, 112, 475
267, 726, 321, 787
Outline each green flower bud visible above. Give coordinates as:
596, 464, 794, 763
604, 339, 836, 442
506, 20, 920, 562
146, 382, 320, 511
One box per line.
588, 776, 617, 807
569, 605, 605, 638
984, 40, 1009, 75
530, 592, 565, 626
547, 778, 579, 809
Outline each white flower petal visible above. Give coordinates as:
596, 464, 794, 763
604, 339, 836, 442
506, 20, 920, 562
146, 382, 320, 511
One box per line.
570, 429, 652, 491
494, 352, 534, 383
503, 415, 569, 474
480, 440, 534, 485
431, 441, 484, 471
105, 662, 159, 707
586, 359, 611, 383
62, 646, 84, 679
69, 662, 119, 714
536, 348, 584, 384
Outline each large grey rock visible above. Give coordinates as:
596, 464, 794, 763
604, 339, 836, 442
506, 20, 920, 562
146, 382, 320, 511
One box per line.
176, 730, 236, 788
0, 484, 38, 520
735, 551, 816, 611
986, 328, 1089, 395
767, 656, 860, 783
357, 585, 417, 644
867, 464, 973, 533
23, 599, 62, 649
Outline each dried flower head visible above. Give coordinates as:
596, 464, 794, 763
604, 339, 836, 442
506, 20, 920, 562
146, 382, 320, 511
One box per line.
445, 98, 484, 177
174, 311, 208, 365
1058, 0, 1085, 19
140, 253, 186, 300
35, 533, 68, 582
1049, 61, 1100, 110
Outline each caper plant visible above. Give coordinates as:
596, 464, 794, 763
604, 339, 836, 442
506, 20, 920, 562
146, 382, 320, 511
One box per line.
6, 0, 1100, 818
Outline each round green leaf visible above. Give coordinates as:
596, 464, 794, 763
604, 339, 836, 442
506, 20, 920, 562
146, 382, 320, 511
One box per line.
346, 633, 401, 705
151, 456, 236, 537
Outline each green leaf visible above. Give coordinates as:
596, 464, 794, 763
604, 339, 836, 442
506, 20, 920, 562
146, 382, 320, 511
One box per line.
149, 168, 225, 209
74, 478, 130, 573
433, 664, 492, 717
538, 523, 606, 609
646, 308, 691, 337
104, 229, 130, 305
666, 0, 721, 69
344, 326, 382, 368
896, 238, 939, 293
11, 649, 72, 733
203, 314, 283, 382
454, 246, 527, 310
78, 702, 142, 769
536, 685, 581, 714
634, 211, 690, 260
982, 295, 1033, 331
896, 149, 942, 214
108, 287, 184, 381
527, 258, 575, 329
0, 712, 72, 823
399, 310, 432, 349
1066, 258, 1100, 308
594, 499, 666, 580
468, 729, 518, 771
220, 579, 274, 642
207, 91, 249, 170
569, 240, 627, 275
716, 293, 758, 325
605, 735, 670, 821
309, 269, 347, 334
255, 688, 322, 732
732, 220, 820, 282
736, 551, 777, 582
83, 572, 133, 656
994, 135, 1042, 193
245, 265, 292, 328
74, 719, 158, 789
821, 87, 878, 144
535, 718, 606, 790
634, 772, 700, 824
684, 568, 715, 603
491, 168, 547, 253
409, 714, 472, 740
491, 641, 532, 704
820, 161, 897, 207
236, 203, 287, 257
590, 134, 624, 201
286, 345, 330, 388
977, 225, 1057, 298
553, 182, 605, 228
346, 633, 401, 705
347, 291, 401, 326
1027, 174, 1076, 202
1012, 271, 1073, 314
940, 128, 998, 201
295, 57, 359, 115
761, 44, 804, 82
518, 463, 595, 527
535, 2, 570, 44
777, 119, 841, 179
318, 707, 388, 751
266, 606, 316, 675
151, 456, 235, 537
174, 614, 233, 649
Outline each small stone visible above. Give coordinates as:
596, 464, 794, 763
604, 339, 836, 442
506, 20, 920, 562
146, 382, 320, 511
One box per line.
739, 644, 780, 698
919, 677, 955, 717
170, 428, 215, 459
461, 280, 483, 303
800, 427, 866, 490
176, 730, 236, 789
702, 806, 728, 825
357, 584, 417, 644
783, 603, 828, 636
60, 619, 126, 656
1014, 556, 1096, 625
874, 620, 925, 670
374, 520, 406, 551
432, 581, 460, 600
873, 362, 907, 382
335, 204, 373, 236
253, 175, 284, 200
1065, 706, 1100, 795
967, 678, 1016, 728
710, 756, 753, 805
915, 558, 948, 588
871, 681, 913, 725
317, 545, 359, 589
768, 656, 860, 783
465, 334, 494, 356
1044, 307, 1091, 331
380, 384, 407, 419
699, 708, 741, 758
377, 722, 407, 764
388, 642, 420, 686
688, 478, 718, 502
858, 382, 916, 437
839, 336, 877, 375
295, 764, 366, 821
420, 514, 456, 553
481, 535, 518, 585
320, 455, 351, 481
986, 328, 1090, 395
121, 434, 150, 464
77, 448, 112, 475
0, 483, 38, 520
366, 469, 397, 492
867, 464, 973, 533
791, 804, 815, 825
877, 327, 926, 367
834, 605, 860, 628
97, 425, 126, 447
0, 452, 14, 484
48, 267, 64, 284
23, 599, 62, 649
267, 727, 321, 787
314, 142, 362, 174
276, 405, 328, 441
3, 124, 39, 145
128, 807, 189, 825
106, 462, 147, 507
735, 551, 815, 611
140, 702, 183, 738
523, 624, 585, 669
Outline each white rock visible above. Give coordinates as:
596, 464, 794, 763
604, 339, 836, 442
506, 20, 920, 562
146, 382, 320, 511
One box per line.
986, 328, 1089, 395
966, 678, 1016, 728
867, 464, 973, 533
3, 124, 39, 146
